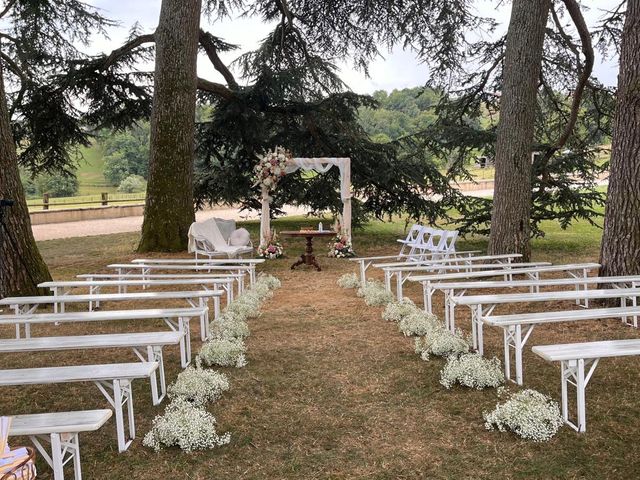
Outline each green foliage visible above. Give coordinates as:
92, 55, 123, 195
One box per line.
117, 174, 147, 193
34, 172, 79, 197
101, 122, 150, 185
358, 88, 439, 142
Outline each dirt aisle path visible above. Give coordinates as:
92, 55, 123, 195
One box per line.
185, 263, 491, 479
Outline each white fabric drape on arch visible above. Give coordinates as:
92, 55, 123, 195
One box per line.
260, 157, 351, 246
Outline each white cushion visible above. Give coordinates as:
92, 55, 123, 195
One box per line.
229, 228, 251, 246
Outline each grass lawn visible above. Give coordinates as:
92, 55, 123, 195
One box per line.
2, 216, 639, 479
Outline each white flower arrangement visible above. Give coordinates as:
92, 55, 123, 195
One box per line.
256, 274, 282, 290
198, 338, 247, 368
168, 366, 230, 406
224, 294, 261, 320
414, 325, 470, 360
440, 353, 505, 390
356, 280, 394, 306
337, 272, 360, 289
383, 298, 420, 322
210, 317, 250, 341
328, 233, 356, 258
143, 398, 231, 452
252, 146, 290, 192
398, 311, 440, 336
483, 389, 564, 441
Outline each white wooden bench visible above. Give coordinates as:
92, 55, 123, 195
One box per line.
132, 257, 264, 265
438, 275, 640, 330
0, 307, 205, 367
533, 339, 640, 433
484, 304, 640, 385
382, 261, 550, 299
41, 277, 237, 303
458, 287, 640, 354
349, 250, 482, 284
6, 290, 222, 340
0, 362, 159, 452
8, 409, 112, 480
372, 253, 522, 270
0, 331, 184, 405
108, 262, 258, 286
408, 263, 600, 311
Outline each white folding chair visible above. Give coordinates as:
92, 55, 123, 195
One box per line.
397, 225, 424, 256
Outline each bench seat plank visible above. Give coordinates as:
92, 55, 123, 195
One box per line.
532, 338, 640, 362
9, 409, 112, 436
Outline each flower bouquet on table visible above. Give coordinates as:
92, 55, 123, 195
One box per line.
252, 146, 291, 192
257, 230, 284, 260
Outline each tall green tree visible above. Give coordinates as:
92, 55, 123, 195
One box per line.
487, 0, 551, 259
0, 0, 150, 296
599, 1, 640, 276
138, 0, 202, 252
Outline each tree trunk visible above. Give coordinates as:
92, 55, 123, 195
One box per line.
488, 0, 551, 261
599, 1, 640, 277
0, 62, 52, 297
138, 0, 201, 252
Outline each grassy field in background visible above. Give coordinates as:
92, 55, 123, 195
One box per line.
4, 215, 637, 479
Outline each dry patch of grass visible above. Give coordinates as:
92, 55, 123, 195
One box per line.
1, 220, 639, 478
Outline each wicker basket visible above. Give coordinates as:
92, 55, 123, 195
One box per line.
0, 446, 36, 480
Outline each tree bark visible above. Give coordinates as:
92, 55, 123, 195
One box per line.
138, 0, 201, 252
599, 1, 640, 277
488, 0, 551, 260
0, 61, 52, 297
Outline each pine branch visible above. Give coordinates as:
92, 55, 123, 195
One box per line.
544, 0, 594, 159
101, 33, 156, 70
0, 0, 17, 19
196, 77, 234, 99
199, 30, 238, 89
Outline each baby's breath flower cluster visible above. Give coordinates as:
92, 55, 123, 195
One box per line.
483, 389, 564, 441
356, 280, 394, 306
382, 298, 420, 322
440, 353, 504, 390
414, 325, 470, 360
168, 366, 230, 406
143, 398, 231, 452
199, 335, 248, 368
256, 274, 282, 290
337, 272, 360, 289
398, 311, 440, 336
210, 314, 250, 341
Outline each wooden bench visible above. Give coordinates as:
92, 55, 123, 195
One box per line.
108, 262, 258, 286
8, 409, 112, 480
484, 305, 640, 385
438, 275, 640, 330
533, 339, 640, 433
348, 250, 482, 284
0, 363, 159, 452
6, 290, 222, 340
131, 257, 263, 285
41, 277, 237, 303
407, 263, 600, 311
372, 253, 522, 270
0, 331, 184, 405
0, 307, 205, 367
383, 261, 550, 299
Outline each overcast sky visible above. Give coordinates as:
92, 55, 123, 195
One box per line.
88, 0, 620, 93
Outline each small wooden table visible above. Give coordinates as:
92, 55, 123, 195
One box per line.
281, 231, 336, 271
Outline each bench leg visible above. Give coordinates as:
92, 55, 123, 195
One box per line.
359, 261, 367, 286
561, 358, 599, 432
396, 271, 403, 301
95, 379, 135, 452
503, 324, 535, 385
443, 289, 451, 331
384, 270, 391, 292
132, 346, 166, 404
30, 432, 81, 480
